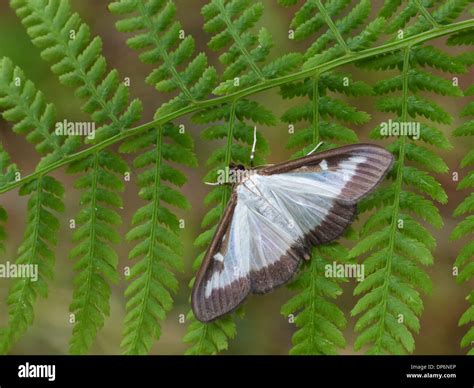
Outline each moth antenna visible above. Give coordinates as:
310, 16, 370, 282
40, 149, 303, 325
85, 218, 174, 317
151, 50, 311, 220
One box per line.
307, 141, 324, 156
250, 126, 257, 167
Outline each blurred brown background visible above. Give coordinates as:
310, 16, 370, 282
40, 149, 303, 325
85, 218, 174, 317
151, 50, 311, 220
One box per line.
0, 0, 472, 355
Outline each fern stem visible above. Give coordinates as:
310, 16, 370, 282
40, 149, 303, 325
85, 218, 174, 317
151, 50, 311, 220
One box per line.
413, 0, 441, 28
215, 0, 265, 81
223, 100, 237, 192
307, 250, 319, 350
314, 0, 351, 54
374, 46, 411, 352
312, 75, 320, 145
1, 18, 473, 194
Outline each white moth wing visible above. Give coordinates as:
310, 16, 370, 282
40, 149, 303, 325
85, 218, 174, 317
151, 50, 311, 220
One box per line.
192, 144, 394, 322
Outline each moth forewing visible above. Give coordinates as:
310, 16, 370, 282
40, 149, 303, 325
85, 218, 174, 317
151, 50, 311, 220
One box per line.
192, 192, 251, 323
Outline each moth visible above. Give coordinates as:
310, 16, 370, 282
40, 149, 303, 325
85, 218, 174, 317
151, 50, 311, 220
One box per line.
192, 143, 394, 323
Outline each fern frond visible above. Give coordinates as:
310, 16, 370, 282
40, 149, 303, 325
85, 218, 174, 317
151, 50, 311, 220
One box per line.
378, 0, 472, 37
306, 0, 372, 56
0, 205, 5, 255
282, 244, 350, 354
448, 40, 474, 355
11, 0, 143, 144
184, 99, 272, 354
406, 0, 472, 36
109, 0, 218, 116
358, 44, 467, 73
11, 0, 143, 354
0, 57, 70, 353
66, 151, 128, 354
283, 0, 351, 42
351, 44, 456, 354
280, 72, 371, 151
0, 144, 15, 254
0, 142, 18, 190
384, 0, 438, 34
0, 57, 80, 166
119, 123, 197, 354
109, 0, 202, 354
276, 1, 377, 354
0, 0, 471, 357
297, 0, 386, 69
202, 0, 302, 95
0, 176, 64, 354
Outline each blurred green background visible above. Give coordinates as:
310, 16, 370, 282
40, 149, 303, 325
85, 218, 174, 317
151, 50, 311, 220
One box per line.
0, 0, 472, 355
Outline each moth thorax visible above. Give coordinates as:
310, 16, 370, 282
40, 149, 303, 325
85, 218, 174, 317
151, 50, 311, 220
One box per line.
227, 164, 256, 184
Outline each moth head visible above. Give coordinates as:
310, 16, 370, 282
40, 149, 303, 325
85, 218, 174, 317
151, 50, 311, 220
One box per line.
229, 162, 246, 172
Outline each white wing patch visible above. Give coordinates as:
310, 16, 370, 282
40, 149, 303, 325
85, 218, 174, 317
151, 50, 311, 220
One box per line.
214, 253, 224, 262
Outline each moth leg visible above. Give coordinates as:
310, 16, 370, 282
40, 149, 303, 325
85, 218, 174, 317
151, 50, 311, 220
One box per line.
250, 126, 257, 168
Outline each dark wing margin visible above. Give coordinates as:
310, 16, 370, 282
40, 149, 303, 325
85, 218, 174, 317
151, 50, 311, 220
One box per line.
260, 143, 394, 202
192, 191, 251, 323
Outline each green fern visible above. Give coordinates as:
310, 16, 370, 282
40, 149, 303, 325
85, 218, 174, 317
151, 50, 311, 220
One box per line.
119, 124, 197, 354
0, 57, 69, 353
109, 0, 218, 116
0, 57, 80, 165
448, 38, 474, 356
109, 0, 212, 354
278, 0, 376, 354
302, 0, 386, 69
351, 30, 464, 353
11, 0, 143, 354
0, 0, 472, 355
281, 71, 372, 155
387, 0, 472, 37
0, 143, 18, 188
0, 145, 13, 256
0, 145, 15, 281
202, 0, 302, 95
0, 176, 64, 354
0, 143, 18, 270
349, 0, 472, 354
281, 244, 350, 354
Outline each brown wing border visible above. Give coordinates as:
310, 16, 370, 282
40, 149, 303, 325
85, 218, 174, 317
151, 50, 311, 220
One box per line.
260, 143, 392, 172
